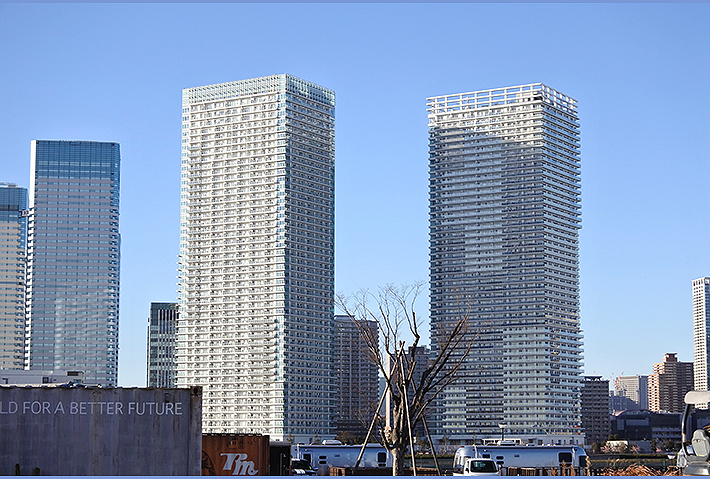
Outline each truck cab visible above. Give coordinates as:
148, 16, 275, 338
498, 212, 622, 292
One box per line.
453, 458, 500, 476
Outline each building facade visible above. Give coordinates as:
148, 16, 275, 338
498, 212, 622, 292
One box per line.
648, 353, 693, 414
0, 184, 28, 369
25, 140, 120, 386
581, 376, 610, 446
177, 75, 335, 441
0, 369, 83, 385
147, 302, 178, 388
428, 84, 582, 444
610, 410, 681, 447
693, 277, 710, 391
614, 375, 649, 410
333, 315, 379, 439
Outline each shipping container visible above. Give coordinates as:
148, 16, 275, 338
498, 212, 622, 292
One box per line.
0, 385, 202, 475
202, 434, 270, 476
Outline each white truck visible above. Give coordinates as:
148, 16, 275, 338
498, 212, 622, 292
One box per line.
291, 442, 391, 473
452, 444, 588, 474
453, 457, 500, 476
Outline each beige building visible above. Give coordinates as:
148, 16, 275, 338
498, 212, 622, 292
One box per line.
648, 353, 693, 413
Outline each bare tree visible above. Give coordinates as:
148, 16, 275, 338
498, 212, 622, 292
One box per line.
336, 283, 473, 476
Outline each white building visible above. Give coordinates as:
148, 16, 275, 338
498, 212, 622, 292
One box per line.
177, 74, 335, 442
428, 84, 583, 445
693, 277, 710, 391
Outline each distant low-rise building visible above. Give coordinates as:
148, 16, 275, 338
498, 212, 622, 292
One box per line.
0, 369, 84, 385
581, 376, 610, 445
610, 409, 680, 445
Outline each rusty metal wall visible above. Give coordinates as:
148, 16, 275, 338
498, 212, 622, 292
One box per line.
0, 385, 202, 475
202, 434, 270, 476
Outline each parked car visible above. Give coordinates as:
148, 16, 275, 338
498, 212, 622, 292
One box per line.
290, 459, 317, 476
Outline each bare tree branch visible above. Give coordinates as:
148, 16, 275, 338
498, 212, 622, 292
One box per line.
335, 283, 474, 476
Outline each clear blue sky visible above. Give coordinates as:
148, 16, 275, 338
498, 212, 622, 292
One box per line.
1, 3, 708, 387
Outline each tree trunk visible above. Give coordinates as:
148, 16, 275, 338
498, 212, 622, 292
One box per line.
391, 447, 405, 476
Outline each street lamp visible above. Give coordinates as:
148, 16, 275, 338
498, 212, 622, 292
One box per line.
498, 424, 506, 443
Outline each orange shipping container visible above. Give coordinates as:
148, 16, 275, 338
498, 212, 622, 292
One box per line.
202, 434, 270, 476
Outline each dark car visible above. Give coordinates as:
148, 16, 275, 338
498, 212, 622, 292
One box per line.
290, 459, 317, 476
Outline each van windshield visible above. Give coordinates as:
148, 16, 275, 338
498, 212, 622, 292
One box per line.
469, 461, 498, 473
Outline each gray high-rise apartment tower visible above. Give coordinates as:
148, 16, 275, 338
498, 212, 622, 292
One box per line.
428, 84, 582, 444
25, 140, 120, 386
693, 277, 710, 391
0, 184, 28, 369
333, 315, 379, 439
178, 74, 335, 441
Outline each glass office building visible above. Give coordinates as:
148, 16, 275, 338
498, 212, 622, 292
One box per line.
428, 84, 582, 444
147, 302, 178, 388
26, 140, 120, 386
0, 184, 28, 369
178, 74, 335, 441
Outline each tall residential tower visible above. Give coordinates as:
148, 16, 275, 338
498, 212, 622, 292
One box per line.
0, 184, 28, 369
693, 277, 710, 391
25, 140, 120, 386
178, 74, 335, 441
428, 84, 582, 444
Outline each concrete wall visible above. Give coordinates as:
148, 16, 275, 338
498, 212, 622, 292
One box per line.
0, 385, 201, 475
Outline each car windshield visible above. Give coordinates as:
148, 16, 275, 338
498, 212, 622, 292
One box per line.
470, 460, 498, 473
292, 460, 312, 469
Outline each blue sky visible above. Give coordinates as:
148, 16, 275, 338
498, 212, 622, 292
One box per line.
1, 3, 708, 386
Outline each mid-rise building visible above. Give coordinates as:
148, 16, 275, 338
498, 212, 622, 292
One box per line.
648, 353, 693, 413
147, 302, 178, 388
25, 140, 120, 386
0, 184, 28, 369
614, 375, 649, 410
177, 75, 335, 442
693, 277, 710, 391
581, 376, 611, 446
333, 315, 379, 439
428, 84, 583, 444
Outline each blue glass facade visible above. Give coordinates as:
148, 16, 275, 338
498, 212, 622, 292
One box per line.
0, 184, 28, 369
26, 140, 120, 386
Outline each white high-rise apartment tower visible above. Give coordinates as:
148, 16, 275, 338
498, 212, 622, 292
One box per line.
693, 277, 710, 391
428, 84, 583, 445
178, 74, 335, 441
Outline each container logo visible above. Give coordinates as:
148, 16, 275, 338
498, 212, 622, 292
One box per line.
221, 453, 259, 475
